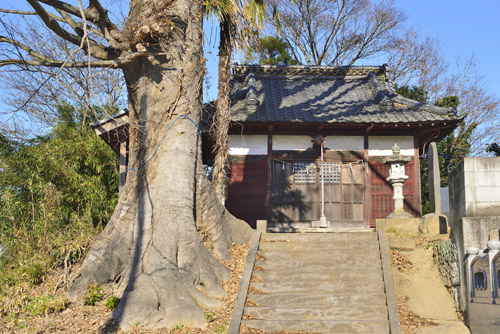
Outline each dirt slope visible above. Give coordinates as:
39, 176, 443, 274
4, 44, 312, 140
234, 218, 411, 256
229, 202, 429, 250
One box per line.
391, 237, 470, 334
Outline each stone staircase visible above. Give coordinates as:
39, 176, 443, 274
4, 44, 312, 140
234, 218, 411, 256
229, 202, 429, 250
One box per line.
238, 232, 400, 333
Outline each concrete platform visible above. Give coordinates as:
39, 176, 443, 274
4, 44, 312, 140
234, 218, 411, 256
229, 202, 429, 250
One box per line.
383, 217, 420, 233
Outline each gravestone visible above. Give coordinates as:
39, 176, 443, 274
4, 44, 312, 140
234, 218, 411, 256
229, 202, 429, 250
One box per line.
428, 142, 441, 214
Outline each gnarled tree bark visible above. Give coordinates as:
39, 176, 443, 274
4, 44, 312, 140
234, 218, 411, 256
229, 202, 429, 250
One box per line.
67, 0, 251, 330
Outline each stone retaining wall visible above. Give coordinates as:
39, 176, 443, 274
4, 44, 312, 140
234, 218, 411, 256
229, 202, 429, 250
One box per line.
433, 239, 461, 315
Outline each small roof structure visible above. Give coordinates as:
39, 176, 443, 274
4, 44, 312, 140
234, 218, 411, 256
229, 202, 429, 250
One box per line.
90, 109, 129, 154
226, 64, 462, 144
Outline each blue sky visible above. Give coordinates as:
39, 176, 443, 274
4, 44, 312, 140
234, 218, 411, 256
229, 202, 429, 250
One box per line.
394, 0, 500, 95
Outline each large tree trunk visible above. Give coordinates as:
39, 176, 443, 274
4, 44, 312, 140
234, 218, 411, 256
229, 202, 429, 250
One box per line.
68, 0, 251, 329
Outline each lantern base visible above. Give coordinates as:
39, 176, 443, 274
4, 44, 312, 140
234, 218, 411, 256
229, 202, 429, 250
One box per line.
387, 211, 414, 219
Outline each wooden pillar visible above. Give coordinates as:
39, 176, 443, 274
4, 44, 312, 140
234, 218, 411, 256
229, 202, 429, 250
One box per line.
414, 136, 421, 216
119, 136, 128, 194
364, 134, 371, 226
266, 125, 273, 221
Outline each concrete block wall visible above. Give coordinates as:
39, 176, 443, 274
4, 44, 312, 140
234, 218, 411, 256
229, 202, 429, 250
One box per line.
449, 157, 500, 229
448, 157, 500, 324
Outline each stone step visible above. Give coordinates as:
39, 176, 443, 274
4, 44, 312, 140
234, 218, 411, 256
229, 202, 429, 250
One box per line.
266, 228, 375, 234
265, 226, 373, 233
254, 259, 382, 271
250, 280, 385, 294
243, 305, 388, 321
241, 319, 390, 333
257, 250, 381, 262
262, 232, 378, 242
247, 292, 387, 307
252, 270, 383, 283
258, 240, 379, 251
230, 230, 394, 334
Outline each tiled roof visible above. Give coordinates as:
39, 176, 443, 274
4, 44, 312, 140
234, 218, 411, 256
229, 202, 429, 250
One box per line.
229, 65, 461, 124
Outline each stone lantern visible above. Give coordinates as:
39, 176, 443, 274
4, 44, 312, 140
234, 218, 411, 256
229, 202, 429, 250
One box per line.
383, 143, 413, 218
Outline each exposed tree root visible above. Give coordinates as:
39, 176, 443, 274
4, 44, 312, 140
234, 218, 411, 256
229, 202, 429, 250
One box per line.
68, 0, 252, 329
196, 162, 253, 261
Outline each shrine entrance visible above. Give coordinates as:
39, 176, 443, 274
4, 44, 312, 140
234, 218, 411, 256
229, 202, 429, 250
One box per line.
270, 157, 366, 228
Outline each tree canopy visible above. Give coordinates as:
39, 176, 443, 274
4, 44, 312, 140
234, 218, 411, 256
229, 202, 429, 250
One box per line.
486, 143, 500, 157
244, 35, 299, 65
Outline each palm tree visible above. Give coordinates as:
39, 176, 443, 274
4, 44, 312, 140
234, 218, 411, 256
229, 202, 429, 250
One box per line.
205, 0, 266, 201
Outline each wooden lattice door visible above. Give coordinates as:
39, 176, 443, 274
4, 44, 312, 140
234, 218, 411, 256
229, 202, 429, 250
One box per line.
270, 159, 365, 226
323, 162, 364, 227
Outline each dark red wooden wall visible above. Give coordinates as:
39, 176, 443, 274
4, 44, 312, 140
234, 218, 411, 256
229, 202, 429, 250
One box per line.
369, 159, 420, 226
226, 156, 421, 228
225, 159, 267, 228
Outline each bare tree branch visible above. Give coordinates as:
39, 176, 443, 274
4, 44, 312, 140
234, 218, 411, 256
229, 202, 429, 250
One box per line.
386, 28, 448, 99
0, 36, 55, 63
88, 0, 128, 50
0, 7, 105, 38
0, 58, 121, 68
0, 8, 38, 15
89, 0, 108, 21
26, 0, 115, 60
38, 0, 98, 21
0, 7, 63, 21
56, 8, 84, 36
268, 0, 405, 66
35, 0, 126, 49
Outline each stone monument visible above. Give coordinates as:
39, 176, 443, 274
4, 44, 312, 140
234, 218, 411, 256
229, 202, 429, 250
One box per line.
428, 141, 441, 213
419, 142, 448, 235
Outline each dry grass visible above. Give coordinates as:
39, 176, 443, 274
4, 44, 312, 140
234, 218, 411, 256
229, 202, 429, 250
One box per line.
247, 285, 266, 295
244, 298, 260, 307
250, 275, 264, 283
0, 243, 250, 334
256, 253, 267, 261
242, 314, 258, 320
397, 295, 438, 334
390, 249, 416, 273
